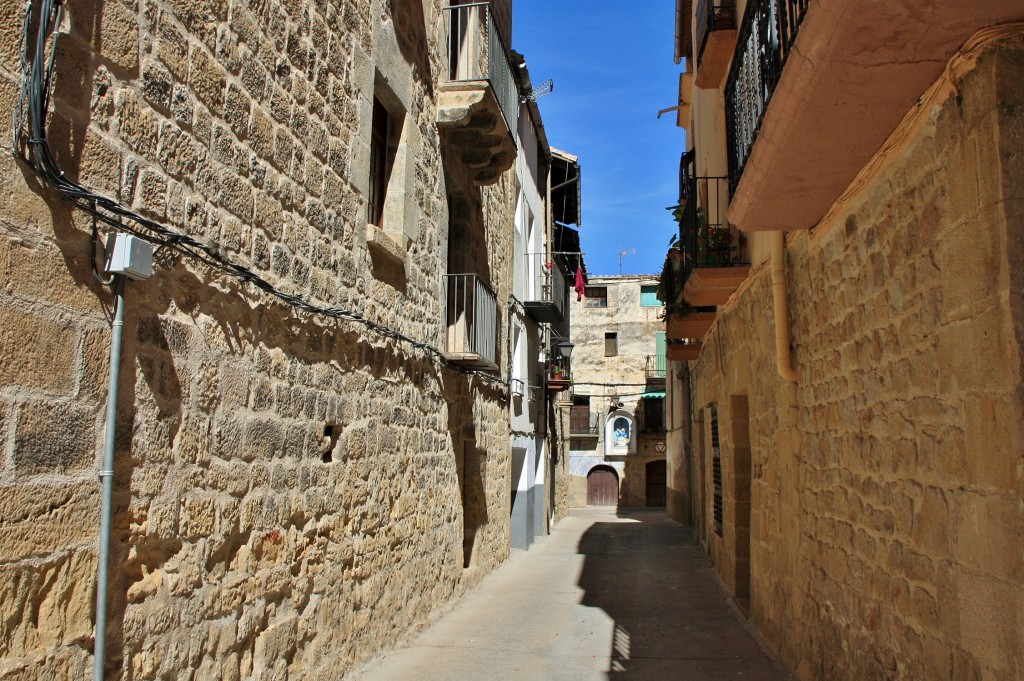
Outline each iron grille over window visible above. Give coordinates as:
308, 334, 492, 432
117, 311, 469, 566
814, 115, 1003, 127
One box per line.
710, 404, 723, 536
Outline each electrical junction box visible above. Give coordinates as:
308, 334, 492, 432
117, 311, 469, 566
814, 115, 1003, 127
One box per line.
104, 233, 153, 280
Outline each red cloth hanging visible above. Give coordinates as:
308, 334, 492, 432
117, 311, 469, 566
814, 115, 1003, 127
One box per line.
574, 266, 585, 302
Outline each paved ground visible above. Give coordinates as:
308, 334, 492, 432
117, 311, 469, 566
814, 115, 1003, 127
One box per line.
350, 507, 794, 681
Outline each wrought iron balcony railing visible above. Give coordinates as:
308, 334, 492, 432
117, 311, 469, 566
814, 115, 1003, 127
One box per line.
645, 354, 667, 381
680, 175, 742, 272
444, 273, 498, 368
696, 0, 738, 64
443, 2, 519, 140
725, 0, 809, 195
545, 355, 572, 392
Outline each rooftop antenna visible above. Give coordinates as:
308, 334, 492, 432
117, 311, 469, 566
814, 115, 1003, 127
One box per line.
618, 248, 636, 275
522, 79, 554, 103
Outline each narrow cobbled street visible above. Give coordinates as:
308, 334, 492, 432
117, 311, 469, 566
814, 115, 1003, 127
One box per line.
352, 508, 793, 681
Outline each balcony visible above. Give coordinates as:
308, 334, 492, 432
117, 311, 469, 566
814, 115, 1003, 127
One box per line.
546, 355, 572, 392
645, 354, 667, 384
438, 3, 518, 186
695, 0, 738, 88
666, 309, 716, 340
724, 0, 1024, 232
444, 273, 499, 370
662, 175, 749, 309
667, 340, 703, 362
522, 252, 567, 324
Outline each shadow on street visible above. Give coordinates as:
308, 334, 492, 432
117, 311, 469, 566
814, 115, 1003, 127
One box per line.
576, 509, 791, 680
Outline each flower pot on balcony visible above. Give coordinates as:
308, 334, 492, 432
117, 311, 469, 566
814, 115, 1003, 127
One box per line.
666, 310, 716, 340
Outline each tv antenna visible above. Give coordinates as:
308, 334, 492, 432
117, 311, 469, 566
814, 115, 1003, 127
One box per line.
522, 79, 554, 103
618, 248, 636, 275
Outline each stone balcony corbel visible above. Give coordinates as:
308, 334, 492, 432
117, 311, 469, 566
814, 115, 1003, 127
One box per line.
437, 80, 516, 186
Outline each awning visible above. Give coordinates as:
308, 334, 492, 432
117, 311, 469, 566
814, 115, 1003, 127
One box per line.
642, 389, 666, 399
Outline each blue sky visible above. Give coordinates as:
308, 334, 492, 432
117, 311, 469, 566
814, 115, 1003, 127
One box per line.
512, 0, 685, 277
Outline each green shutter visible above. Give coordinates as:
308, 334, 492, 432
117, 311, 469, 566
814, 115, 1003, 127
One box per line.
656, 331, 666, 375
640, 285, 661, 307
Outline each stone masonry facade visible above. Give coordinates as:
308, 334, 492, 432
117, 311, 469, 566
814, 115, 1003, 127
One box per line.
0, 1, 521, 679
683, 38, 1024, 681
568, 276, 666, 508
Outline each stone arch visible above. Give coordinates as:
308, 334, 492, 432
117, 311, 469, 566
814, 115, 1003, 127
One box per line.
586, 465, 619, 506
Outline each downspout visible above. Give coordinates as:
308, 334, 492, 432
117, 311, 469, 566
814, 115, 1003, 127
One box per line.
94, 274, 126, 681
771, 231, 797, 382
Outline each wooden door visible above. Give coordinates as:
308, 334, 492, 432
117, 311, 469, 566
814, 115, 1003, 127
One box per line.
646, 460, 667, 507
587, 467, 618, 506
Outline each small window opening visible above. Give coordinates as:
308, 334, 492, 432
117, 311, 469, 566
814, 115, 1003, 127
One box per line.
322, 424, 340, 463
367, 96, 396, 227
605, 332, 618, 357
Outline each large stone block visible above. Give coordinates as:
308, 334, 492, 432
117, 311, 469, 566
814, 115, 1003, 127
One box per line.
963, 394, 1020, 492
0, 307, 78, 394
956, 570, 1020, 676
13, 401, 96, 474
952, 491, 1023, 581
0, 481, 99, 559
0, 550, 96, 658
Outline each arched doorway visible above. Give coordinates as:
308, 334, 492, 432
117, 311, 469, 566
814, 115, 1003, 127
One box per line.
587, 466, 619, 506
645, 460, 667, 507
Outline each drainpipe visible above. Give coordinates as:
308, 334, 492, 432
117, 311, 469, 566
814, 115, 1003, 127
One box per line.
93, 274, 125, 681
771, 231, 797, 382
94, 234, 152, 680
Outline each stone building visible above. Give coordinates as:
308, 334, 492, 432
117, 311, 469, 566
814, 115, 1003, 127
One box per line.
666, 1, 1024, 679
568, 276, 668, 508
0, 1, 571, 678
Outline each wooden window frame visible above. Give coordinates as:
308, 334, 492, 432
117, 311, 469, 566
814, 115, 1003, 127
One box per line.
585, 285, 608, 308
604, 331, 618, 357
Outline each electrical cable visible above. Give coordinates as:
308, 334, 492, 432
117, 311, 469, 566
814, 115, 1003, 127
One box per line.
13, 0, 508, 389
90, 215, 115, 286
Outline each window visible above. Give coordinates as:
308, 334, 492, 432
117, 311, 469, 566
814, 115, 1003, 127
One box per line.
710, 404, 723, 536
585, 286, 607, 308
367, 96, 394, 227
512, 323, 525, 393
643, 397, 664, 432
640, 284, 661, 306
364, 74, 418, 256
570, 396, 592, 434
604, 332, 618, 357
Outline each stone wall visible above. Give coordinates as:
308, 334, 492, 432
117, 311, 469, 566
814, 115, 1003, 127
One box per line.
0, 1, 517, 679
619, 437, 666, 508
683, 37, 1024, 681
